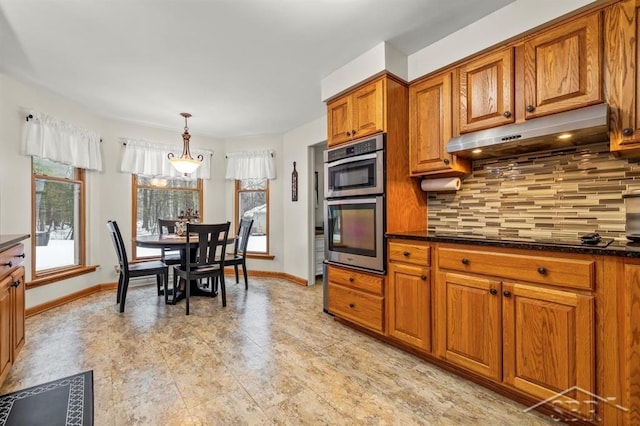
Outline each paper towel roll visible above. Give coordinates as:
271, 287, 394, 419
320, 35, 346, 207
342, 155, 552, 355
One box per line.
420, 177, 461, 192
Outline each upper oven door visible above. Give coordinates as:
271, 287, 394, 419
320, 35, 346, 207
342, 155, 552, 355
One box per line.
324, 152, 384, 198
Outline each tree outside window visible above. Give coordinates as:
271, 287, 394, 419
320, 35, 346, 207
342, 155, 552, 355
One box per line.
32, 157, 84, 275
235, 178, 269, 254
132, 176, 203, 259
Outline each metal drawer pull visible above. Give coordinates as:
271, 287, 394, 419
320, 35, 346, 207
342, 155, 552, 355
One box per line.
537, 266, 547, 275
11, 280, 21, 288
349, 303, 355, 308
403, 251, 410, 257
490, 288, 498, 295
503, 291, 512, 297
421, 275, 427, 281
461, 258, 469, 265
17, 253, 25, 258
2, 261, 12, 268
349, 277, 354, 282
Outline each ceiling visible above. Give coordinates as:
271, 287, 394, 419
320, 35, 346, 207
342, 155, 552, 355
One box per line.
0, 0, 515, 139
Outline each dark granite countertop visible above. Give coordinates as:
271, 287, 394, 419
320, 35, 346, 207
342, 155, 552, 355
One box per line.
0, 234, 30, 252
386, 230, 640, 258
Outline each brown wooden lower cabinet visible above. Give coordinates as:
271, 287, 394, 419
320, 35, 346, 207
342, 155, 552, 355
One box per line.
0, 240, 27, 388
436, 271, 502, 380
326, 264, 385, 334
387, 262, 431, 352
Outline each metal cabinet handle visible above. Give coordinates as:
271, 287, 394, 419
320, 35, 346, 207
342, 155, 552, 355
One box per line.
526, 105, 535, 113
2, 261, 12, 268
490, 288, 498, 295
503, 290, 512, 297
11, 280, 20, 288
348, 303, 355, 308
403, 251, 410, 257
346, 131, 351, 136
443, 158, 450, 165
17, 253, 25, 259
349, 277, 354, 282
420, 275, 427, 281
352, 129, 356, 135
623, 128, 634, 137
537, 266, 547, 275
503, 111, 511, 118
461, 258, 469, 265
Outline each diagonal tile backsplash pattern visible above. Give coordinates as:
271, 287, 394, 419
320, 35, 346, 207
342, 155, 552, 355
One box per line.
426, 142, 640, 242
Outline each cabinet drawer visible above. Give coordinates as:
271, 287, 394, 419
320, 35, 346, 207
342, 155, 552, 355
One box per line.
328, 265, 384, 295
389, 241, 431, 266
328, 283, 384, 333
438, 247, 595, 290
0, 244, 25, 281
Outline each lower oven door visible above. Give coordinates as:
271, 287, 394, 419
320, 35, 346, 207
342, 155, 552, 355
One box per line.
325, 196, 385, 273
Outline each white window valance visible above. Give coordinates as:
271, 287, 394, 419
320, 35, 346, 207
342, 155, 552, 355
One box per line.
225, 149, 276, 180
119, 138, 213, 180
22, 110, 103, 171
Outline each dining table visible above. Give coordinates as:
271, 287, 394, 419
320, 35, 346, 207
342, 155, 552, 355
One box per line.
135, 233, 235, 299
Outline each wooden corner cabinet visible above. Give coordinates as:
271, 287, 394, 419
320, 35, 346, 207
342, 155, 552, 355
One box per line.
0, 238, 27, 387
327, 77, 385, 146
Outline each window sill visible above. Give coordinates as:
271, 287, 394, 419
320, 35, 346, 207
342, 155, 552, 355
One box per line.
246, 253, 275, 260
27, 265, 99, 289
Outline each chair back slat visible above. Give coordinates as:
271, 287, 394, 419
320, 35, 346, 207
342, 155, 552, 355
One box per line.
186, 222, 230, 271
158, 219, 177, 235
236, 219, 254, 255
107, 220, 129, 272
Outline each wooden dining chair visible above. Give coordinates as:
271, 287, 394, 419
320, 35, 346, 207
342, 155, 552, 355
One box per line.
172, 222, 230, 315
106, 220, 169, 312
224, 219, 254, 289
157, 219, 181, 266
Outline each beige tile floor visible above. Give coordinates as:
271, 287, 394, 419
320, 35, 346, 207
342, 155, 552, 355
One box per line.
0, 276, 555, 425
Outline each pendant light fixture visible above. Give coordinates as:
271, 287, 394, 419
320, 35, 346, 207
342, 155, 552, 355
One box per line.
168, 112, 203, 175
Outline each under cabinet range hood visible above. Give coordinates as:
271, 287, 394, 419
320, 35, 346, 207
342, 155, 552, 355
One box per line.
446, 103, 609, 159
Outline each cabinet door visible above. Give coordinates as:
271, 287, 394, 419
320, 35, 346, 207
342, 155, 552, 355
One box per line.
351, 79, 385, 140
502, 282, 594, 418
409, 73, 470, 176
605, 0, 640, 152
387, 263, 431, 352
0, 277, 12, 385
459, 48, 514, 133
327, 95, 352, 146
438, 272, 502, 380
10, 268, 25, 355
523, 13, 602, 119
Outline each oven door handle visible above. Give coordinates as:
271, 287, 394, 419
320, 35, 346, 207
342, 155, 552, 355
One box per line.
327, 152, 378, 168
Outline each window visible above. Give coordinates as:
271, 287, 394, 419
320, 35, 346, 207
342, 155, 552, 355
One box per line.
235, 178, 269, 254
132, 176, 203, 259
31, 157, 85, 277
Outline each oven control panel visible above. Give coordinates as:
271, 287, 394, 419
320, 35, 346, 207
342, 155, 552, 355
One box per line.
325, 134, 385, 163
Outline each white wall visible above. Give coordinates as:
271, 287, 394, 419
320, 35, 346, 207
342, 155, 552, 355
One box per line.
0, 73, 225, 309
281, 116, 327, 284
223, 135, 284, 273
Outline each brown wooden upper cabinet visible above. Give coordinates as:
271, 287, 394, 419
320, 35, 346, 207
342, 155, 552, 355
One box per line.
409, 72, 471, 176
459, 48, 515, 133
327, 78, 385, 146
605, 0, 640, 153
523, 13, 602, 119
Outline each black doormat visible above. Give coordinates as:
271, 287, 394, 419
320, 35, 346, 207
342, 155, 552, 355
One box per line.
0, 371, 93, 426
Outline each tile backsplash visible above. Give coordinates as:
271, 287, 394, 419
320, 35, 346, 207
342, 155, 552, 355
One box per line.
426, 142, 640, 242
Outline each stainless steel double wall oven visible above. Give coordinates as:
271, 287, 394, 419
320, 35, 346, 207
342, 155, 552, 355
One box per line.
324, 133, 386, 273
